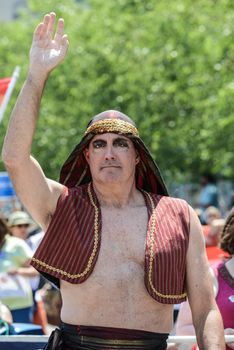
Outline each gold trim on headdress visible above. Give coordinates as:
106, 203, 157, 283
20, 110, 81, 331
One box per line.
84, 119, 139, 137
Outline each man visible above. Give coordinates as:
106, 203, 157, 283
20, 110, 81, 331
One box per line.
2, 12, 225, 350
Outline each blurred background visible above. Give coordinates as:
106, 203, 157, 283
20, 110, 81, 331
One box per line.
1, 0, 234, 212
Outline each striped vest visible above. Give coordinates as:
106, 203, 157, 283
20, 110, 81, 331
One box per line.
31, 183, 190, 304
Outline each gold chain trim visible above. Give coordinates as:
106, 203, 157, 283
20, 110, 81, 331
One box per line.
145, 192, 187, 299
84, 119, 139, 137
32, 183, 99, 279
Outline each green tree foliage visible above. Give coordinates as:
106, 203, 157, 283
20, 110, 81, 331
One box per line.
1, 0, 234, 186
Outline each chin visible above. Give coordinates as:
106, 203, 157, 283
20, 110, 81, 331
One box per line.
99, 169, 122, 183
98, 175, 122, 184
103, 177, 120, 184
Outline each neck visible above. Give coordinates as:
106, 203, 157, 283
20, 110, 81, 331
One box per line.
92, 180, 142, 208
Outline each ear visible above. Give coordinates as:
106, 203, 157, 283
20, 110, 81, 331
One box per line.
83, 148, 90, 164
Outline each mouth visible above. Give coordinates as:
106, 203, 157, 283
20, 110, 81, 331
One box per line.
101, 165, 121, 169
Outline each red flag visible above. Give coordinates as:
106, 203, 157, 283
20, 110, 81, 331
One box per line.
0, 67, 20, 123
0, 77, 12, 105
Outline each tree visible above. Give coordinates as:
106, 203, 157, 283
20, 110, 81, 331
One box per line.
1, 0, 234, 187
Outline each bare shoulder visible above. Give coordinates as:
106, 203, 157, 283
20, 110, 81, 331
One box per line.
188, 204, 204, 240
186, 204, 206, 259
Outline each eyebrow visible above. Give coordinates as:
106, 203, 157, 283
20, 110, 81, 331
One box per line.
92, 136, 129, 144
113, 137, 129, 144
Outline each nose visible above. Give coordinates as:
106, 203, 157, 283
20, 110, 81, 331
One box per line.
104, 144, 116, 160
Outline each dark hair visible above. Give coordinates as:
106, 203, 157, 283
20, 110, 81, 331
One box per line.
0, 218, 11, 248
201, 173, 216, 184
220, 209, 234, 255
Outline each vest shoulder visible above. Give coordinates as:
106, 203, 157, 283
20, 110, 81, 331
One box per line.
149, 194, 190, 220
55, 184, 90, 211
63, 184, 90, 199
150, 193, 189, 206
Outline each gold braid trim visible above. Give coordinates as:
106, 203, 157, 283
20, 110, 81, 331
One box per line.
145, 192, 187, 299
31, 183, 99, 279
84, 119, 139, 137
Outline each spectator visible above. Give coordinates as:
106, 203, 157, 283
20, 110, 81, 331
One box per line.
8, 211, 32, 240
27, 228, 48, 333
0, 301, 16, 335
203, 206, 224, 247
170, 208, 234, 350
0, 301, 13, 324
0, 217, 36, 323
197, 174, 219, 224
8, 212, 47, 330
8, 211, 40, 294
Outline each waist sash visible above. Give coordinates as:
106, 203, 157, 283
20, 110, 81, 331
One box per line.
61, 322, 168, 350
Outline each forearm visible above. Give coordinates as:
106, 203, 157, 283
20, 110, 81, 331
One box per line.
194, 308, 225, 350
17, 266, 39, 277
2, 71, 47, 165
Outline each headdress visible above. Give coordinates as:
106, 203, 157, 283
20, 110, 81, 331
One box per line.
59, 116, 168, 195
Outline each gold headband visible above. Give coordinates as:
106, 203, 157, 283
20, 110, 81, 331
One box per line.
84, 119, 139, 137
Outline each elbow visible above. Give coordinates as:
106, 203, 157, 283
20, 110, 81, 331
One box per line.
2, 140, 13, 166
2, 149, 23, 170
2, 149, 18, 169
2, 142, 29, 169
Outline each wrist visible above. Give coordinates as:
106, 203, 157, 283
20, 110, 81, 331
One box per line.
26, 69, 48, 88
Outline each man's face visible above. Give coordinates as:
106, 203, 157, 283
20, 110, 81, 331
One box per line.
84, 133, 139, 185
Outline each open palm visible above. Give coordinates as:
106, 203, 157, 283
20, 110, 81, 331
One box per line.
29, 12, 69, 75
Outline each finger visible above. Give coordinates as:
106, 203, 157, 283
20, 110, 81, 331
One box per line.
47, 12, 56, 39
40, 14, 50, 37
33, 22, 44, 41
54, 18, 65, 46
60, 34, 69, 56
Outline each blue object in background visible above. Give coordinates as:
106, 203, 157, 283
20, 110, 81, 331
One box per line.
0, 322, 43, 335
12, 323, 44, 335
0, 341, 45, 350
0, 172, 15, 198
0, 323, 45, 350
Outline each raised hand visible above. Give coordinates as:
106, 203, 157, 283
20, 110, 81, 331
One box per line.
29, 12, 69, 79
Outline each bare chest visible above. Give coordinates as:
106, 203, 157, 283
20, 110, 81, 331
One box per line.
60, 204, 174, 331
98, 205, 148, 266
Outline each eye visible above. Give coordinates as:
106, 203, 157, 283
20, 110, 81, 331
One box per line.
92, 140, 106, 149
114, 139, 129, 148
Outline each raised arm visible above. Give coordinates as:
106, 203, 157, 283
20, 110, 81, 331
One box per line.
186, 206, 225, 349
2, 13, 69, 230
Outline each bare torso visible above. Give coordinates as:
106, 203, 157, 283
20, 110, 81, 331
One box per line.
60, 200, 173, 333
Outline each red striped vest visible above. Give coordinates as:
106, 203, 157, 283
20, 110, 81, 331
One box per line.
31, 183, 190, 304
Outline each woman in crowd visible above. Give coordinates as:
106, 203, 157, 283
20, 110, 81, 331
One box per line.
0, 216, 37, 323
169, 208, 234, 350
